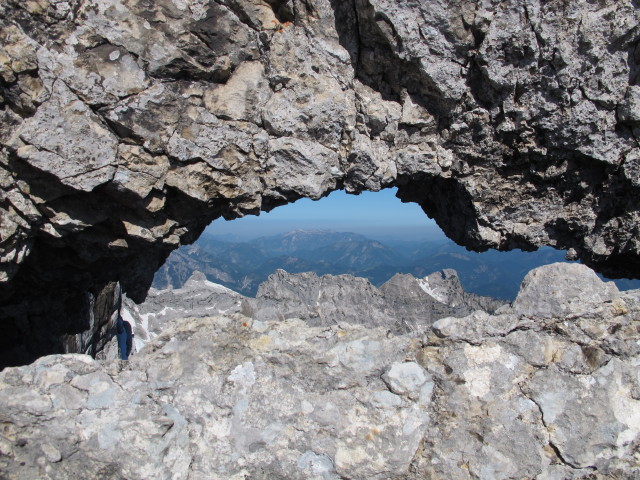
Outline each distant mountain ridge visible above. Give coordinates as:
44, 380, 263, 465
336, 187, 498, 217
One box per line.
250, 230, 369, 256
152, 229, 640, 300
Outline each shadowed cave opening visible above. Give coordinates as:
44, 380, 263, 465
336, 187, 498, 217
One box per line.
153, 187, 640, 302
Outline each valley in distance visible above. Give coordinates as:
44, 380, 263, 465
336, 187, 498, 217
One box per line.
153, 229, 640, 301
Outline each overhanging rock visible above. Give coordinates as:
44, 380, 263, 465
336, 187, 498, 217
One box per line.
1, 0, 639, 364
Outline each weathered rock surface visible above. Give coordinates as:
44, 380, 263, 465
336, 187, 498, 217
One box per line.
1, 263, 639, 479
249, 268, 503, 331
121, 268, 503, 349
1, 0, 640, 362
122, 271, 245, 352
380, 269, 502, 329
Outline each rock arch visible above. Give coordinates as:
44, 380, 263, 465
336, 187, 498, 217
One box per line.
1, 0, 639, 365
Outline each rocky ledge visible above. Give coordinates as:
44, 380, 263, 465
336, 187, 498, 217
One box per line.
1, 263, 638, 479
1, 0, 639, 364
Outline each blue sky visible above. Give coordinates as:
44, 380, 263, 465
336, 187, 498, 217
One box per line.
203, 187, 640, 290
206, 187, 446, 240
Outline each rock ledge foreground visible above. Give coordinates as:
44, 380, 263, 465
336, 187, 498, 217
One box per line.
1, 263, 639, 479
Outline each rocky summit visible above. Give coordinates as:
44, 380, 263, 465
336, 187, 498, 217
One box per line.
1, 0, 640, 363
1, 262, 639, 479
118, 268, 503, 352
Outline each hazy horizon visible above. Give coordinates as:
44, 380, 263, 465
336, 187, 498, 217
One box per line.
205, 188, 449, 241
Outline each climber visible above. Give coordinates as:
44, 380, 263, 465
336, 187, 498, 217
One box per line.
115, 314, 129, 361
124, 319, 133, 359
115, 292, 133, 360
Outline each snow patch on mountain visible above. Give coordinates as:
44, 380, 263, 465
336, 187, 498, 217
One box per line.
417, 277, 447, 303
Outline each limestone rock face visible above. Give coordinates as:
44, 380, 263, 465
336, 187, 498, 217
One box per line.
1, 263, 639, 479
124, 271, 245, 348
249, 270, 398, 328
124, 269, 503, 349
1, 0, 639, 362
512, 262, 620, 318
380, 269, 503, 329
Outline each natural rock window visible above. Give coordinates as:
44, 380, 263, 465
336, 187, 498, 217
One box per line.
1, 0, 640, 477
2, 0, 639, 366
